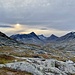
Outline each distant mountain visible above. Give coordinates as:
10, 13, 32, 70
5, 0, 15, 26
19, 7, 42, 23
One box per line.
10, 31, 75, 45
57, 32, 75, 42
38, 35, 47, 41
11, 32, 39, 39
46, 32, 75, 42
0, 31, 18, 46
46, 34, 59, 42
0, 32, 9, 38
10, 32, 43, 45
45, 32, 75, 53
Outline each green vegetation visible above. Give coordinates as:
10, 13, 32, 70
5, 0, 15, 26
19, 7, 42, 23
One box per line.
0, 54, 15, 64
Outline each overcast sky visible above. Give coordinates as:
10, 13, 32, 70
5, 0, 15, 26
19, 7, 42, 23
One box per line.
0, 0, 75, 36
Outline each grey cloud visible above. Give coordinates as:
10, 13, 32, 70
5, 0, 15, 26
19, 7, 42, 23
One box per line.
0, 0, 75, 31
40, 28, 48, 30
0, 25, 12, 28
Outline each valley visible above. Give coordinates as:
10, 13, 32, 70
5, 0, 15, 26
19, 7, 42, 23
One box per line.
0, 31, 75, 75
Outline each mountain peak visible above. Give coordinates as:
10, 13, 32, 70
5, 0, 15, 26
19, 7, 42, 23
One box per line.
47, 34, 58, 41
50, 34, 58, 38
30, 32, 36, 35
62, 32, 75, 37
38, 34, 45, 37
68, 32, 75, 35
0, 31, 8, 38
38, 34, 46, 40
0, 31, 18, 46
10, 32, 42, 45
50, 34, 57, 37
57, 32, 75, 41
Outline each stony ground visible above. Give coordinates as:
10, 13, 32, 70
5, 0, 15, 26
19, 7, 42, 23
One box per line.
0, 45, 75, 75
0, 67, 32, 75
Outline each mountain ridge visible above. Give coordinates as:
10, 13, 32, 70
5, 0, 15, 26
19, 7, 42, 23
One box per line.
10, 32, 43, 45
56, 32, 75, 42
10, 31, 75, 44
47, 34, 59, 42
1, 31, 75, 45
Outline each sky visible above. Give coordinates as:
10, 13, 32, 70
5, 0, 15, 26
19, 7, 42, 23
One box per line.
0, 0, 75, 36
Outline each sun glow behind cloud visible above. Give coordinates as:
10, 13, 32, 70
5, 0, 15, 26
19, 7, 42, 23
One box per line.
14, 23, 22, 29
0, 23, 70, 37
0, 0, 75, 36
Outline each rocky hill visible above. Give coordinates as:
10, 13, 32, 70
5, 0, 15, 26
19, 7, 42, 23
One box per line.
0, 31, 18, 46
10, 32, 44, 45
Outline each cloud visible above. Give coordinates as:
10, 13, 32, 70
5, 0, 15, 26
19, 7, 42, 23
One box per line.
0, 24, 70, 37
40, 28, 48, 30
0, 25, 12, 28
0, 0, 75, 36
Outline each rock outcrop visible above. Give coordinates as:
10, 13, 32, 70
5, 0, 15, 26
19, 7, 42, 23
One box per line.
0, 58, 75, 75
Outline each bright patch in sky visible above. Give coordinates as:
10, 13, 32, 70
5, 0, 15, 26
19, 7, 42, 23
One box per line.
14, 23, 22, 29
0, 23, 70, 36
0, 0, 75, 36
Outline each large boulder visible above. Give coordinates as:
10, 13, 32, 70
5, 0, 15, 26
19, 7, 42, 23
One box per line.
55, 60, 75, 74
6, 62, 43, 75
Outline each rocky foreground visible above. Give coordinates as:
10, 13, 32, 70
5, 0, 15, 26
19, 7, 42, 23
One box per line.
0, 56, 75, 75
0, 32, 75, 75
